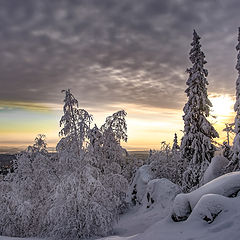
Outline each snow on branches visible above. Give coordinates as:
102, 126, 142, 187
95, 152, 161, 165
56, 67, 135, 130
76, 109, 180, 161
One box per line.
0, 90, 129, 239
230, 28, 240, 171
59, 89, 93, 156
180, 30, 219, 192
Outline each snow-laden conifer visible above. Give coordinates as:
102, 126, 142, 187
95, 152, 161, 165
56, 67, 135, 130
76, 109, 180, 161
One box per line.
180, 30, 219, 191
229, 28, 240, 171
172, 133, 180, 153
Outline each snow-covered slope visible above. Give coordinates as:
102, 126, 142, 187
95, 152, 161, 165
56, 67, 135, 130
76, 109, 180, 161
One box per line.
172, 171, 240, 221
99, 173, 240, 240
99, 197, 240, 240
126, 165, 155, 205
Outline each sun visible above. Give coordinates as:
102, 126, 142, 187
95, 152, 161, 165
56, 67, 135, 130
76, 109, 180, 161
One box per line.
209, 94, 235, 118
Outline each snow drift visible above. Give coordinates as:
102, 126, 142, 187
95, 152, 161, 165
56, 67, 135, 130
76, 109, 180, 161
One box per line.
172, 171, 240, 221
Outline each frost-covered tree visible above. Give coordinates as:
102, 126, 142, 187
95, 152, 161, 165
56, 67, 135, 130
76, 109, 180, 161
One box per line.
0, 136, 56, 237
27, 134, 47, 155
45, 157, 127, 240
0, 91, 130, 239
59, 89, 92, 156
100, 110, 128, 169
88, 124, 103, 167
77, 109, 92, 150
147, 141, 181, 185
59, 89, 79, 143
101, 110, 127, 143
50, 109, 129, 239
180, 30, 219, 191
228, 27, 240, 171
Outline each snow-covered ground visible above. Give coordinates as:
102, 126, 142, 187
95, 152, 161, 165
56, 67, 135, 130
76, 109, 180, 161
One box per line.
2, 173, 240, 240
99, 172, 240, 240
99, 199, 240, 240
2, 202, 240, 240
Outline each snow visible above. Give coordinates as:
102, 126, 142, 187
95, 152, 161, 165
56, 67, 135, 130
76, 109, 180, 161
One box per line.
2, 170, 240, 240
3, 193, 240, 240
140, 178, 181, 212
108, 178, 181, 238
2, 173, 240, 240
202, 156, 229, 184
172, 171, 240, 221
126, 165, 154, 205
98, 172, 240, 240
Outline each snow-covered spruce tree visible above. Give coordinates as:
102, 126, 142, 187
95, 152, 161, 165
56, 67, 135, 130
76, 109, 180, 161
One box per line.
172, 133, 180, 153
228, 27, 240, 171
180, 30, 219, 191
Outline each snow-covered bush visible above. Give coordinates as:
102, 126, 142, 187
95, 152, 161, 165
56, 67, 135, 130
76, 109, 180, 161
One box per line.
172, 172, 240, 222
48, 137, 129, 239
202, 156, 229, 184
45, 161, 124, 239
0, 140, 56, 237
126, 165, 155, 205
187, 194, 232, 224
141, 178, 181, 212
147, 142, 182, 185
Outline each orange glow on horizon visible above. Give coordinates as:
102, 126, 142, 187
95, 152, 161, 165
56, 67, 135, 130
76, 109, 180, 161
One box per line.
0, 95, 237, 153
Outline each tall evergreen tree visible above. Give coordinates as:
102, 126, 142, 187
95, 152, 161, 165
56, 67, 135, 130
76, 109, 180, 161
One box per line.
180, 30, 219, 191
172, 133, 180, 153
228, 27, 240, 171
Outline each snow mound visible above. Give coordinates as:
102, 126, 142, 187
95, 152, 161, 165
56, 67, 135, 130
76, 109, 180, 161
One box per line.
126, 165, 154, 205
141, 178, 181, 212
203, 156, 229, 184
172, 171, 240, 221
188, 194, 238, 223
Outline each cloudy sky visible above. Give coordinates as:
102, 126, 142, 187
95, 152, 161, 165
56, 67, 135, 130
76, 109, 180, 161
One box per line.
0, 0, 239, 152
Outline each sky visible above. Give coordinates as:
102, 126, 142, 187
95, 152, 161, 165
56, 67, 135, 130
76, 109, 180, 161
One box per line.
0, 0, 239, 153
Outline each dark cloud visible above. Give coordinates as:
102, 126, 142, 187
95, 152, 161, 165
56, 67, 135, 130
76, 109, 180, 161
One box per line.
0, 0, 239, 110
